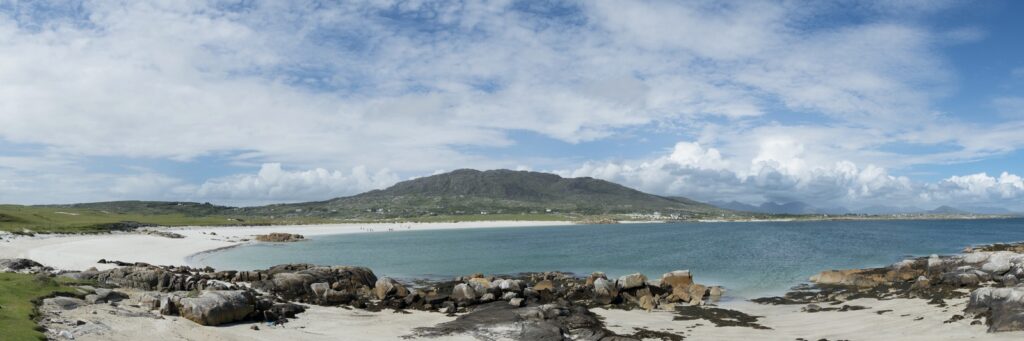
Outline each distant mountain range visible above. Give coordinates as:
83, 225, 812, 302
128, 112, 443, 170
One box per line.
710, 201, 1020, 216
55, 169, 733, 219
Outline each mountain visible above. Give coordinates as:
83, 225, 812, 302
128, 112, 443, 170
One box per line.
958, 206, 1017, 215
928, 205, 968, 215
857, 205, 925, 215
710, 201, 762, 213
243, 169, 731, 218
758, 201, 819, 215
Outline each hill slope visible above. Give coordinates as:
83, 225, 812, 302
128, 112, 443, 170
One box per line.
244, 169, 728, 218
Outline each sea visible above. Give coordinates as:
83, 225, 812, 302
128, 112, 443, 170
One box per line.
189, 218, 1024, 298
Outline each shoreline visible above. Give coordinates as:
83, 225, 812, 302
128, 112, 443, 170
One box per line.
7, 221, 1024, 339
0, 220, 577, 271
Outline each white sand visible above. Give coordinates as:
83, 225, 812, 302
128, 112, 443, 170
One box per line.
595, 297, 1024, 340
0, 221, 573, 271
42, 295, 476, 341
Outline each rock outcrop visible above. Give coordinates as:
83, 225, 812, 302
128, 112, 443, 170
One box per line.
178, 290, 256, 326
254, 233, 305, 242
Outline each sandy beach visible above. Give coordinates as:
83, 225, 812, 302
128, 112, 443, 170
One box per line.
0, 221, 574, 271
8, 221, 1024, 340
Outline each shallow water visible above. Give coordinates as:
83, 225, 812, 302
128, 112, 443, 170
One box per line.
190, 218, 1024, 298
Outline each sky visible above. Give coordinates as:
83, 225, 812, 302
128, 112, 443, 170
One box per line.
1, 0, 1023, 211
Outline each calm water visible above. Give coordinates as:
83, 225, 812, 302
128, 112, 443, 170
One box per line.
190, 219, 1024, 298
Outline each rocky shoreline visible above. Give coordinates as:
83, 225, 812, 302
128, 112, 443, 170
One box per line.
6, 241, 1024, 340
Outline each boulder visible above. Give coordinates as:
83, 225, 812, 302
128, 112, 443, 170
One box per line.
617, 273, 647, 290
374, 277, 408, 300
138, 292, 162, 310
688, 284, 708, 305
0, 258, 44, 273
178, 290, 255, 326
667, 285, 691, 303
159, 295, 179, 316
254, 233, 305, 242
43, 297, 86, 311
480, 293, 496, 302
509, 297, 525, 307
93, 288, 127, 303
966, 287, 1024, 332
592, 278, 619, 304
638, 294, 656, 312
533, 280, 554, 292
467, 278, 492, 294
452, 283, 477, 304
493, 279, 522, 292
585, 272, 607, 287
708, 286, 724, 297
323, 289, 355, 305
311, 282, 330, 300
660, 270, 693, 290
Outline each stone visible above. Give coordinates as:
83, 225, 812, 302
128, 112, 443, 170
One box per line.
43, 297, 86, 311
911, 276, 931, 290
688, 284, 708, 305
441, 301, 457, 314
254, 233, 305, 242
803, 304, 822, 313
585, 272, 607, 287
966, 286, 1024, 332
58, 330, 74, 339
660, 270, 693, 290
708, 286, 724, 297
667, 285, 691, 303
374, 277, 408, 300
533, 280, 554, 292
480, 293, 496, 302
501, 292, 518, 300
509, 298, 525, 307
592, 278, 619, 304
467, 277, 491, 294
638, 294, 655, 312
451, 283, 477, 304
617, 273, 647, 290
494, 279, 522, 292
93, 288, 128, 301
323, 289, 355, 305
178, 290, 255, 326
138, 292, 162, 310
311, 282, 330, 299
0, 258, 44, 272
159, 296, 179, 316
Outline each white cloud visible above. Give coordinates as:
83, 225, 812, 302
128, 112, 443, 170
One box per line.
0, 0, 1020, 208
0, 0, 967, 171
192, 163, 399, 205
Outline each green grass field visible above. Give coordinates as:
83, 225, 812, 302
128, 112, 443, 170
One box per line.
0, 205, 338, 234
0, 205, 578, 234
0, 273, 85, 341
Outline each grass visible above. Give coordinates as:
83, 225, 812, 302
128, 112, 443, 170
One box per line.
0, 205, 582, 234
0, 205, 333, 234
0, 273, 85, 341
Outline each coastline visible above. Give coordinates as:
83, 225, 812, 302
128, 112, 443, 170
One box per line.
0, 220, 577, 271
7, 220, 1024, 340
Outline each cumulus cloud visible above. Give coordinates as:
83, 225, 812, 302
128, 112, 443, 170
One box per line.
559, 139, 1024, 209
192, 163, 399, 205
0, 0, 1021, 207
0, 0, 975, 170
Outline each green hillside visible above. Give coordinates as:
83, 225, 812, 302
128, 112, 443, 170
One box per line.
1, 169, 735, 233
241, 169, 729, 219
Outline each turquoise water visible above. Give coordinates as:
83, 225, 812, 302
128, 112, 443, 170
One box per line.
190, 219, 1024, 298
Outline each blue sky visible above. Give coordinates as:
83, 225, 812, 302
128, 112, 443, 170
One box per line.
0, 0, 1023, 211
